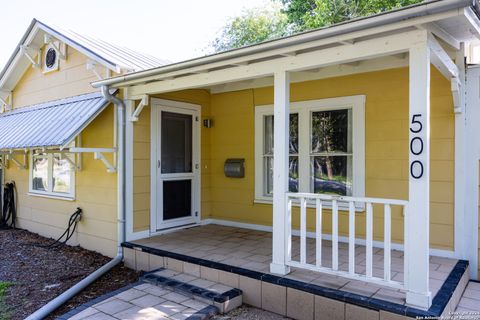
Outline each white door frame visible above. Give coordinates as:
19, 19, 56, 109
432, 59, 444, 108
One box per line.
150, 98, 201, 233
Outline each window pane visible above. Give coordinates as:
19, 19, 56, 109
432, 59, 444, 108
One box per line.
32, 155, 48, 191
311, 109, 351, 153
264, 156, 298, 195
264, 116, 274, 154
53, 154, 71, 194
161, 111, 192, 173
289, 156, 298, 192
264, 113, 299, 154
311, 156, 352, 196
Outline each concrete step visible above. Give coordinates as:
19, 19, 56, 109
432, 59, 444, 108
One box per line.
142, 268, 243, 314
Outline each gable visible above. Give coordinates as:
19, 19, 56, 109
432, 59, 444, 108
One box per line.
12, 45, 113, 108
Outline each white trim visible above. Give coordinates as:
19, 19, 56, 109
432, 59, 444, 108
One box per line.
454, 44, 468, 261
200, 218, 456, 259
29, 151, 76, 199
127, 30, 425, 99
150, 98, 201, 233
465, 66, 480, 279
27, 192, 75, 201
254, 95, 365, 204
125, 99, 136, 242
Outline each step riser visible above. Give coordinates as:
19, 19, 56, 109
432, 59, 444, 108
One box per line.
143, 269, 243, 314
125, 247, 470, 320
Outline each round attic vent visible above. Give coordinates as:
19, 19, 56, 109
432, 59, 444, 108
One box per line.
45, 48, 57, 68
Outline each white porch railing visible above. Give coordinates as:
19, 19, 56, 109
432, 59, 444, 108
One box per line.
285, 192, 409, 290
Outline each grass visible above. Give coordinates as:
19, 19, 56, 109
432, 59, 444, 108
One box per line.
0, 282, 12, 320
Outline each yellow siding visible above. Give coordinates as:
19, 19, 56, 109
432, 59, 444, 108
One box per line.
5, 45, 119, 257
207, 67, 454, 250
132, 90, 211, 232
5, 105, 118, 256
12, 46, 111, 108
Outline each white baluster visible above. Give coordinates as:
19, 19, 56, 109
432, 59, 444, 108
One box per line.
316, 198, 322, 268
384, 204, 392, 282
286, 198, 293, 264
300, 197, 307, 265
348, 201, 355, 275
366, 202, 373, 278
332, 199, 339, 271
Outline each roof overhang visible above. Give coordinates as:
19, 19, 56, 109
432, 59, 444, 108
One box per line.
0, 20, 124, 98
92, 0, 480, 94
0, 91, 111, 151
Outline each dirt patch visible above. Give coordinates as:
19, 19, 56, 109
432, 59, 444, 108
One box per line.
0, 228, 140, 320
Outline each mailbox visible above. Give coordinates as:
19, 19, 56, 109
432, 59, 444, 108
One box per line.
224, 158, 245, 178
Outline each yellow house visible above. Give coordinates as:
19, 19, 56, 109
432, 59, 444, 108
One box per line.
2, 1, 480, 319
0, 20, 167, 256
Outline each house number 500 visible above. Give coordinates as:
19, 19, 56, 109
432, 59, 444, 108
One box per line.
409, 114, 424, 179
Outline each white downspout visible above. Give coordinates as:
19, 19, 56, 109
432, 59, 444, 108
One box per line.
25, 87, 126, 320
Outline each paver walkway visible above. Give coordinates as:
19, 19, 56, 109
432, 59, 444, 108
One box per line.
67, 282, 209, 320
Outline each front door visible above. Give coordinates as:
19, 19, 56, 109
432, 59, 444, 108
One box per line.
154, 100, 200, 231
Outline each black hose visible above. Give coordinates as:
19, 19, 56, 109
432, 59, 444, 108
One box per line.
0, 181, 17, 229
37, 208, 82, 248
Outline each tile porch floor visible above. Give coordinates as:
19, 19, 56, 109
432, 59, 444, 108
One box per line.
132, 224, 458, 306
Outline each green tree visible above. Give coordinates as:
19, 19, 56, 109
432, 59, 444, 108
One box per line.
283, 0, 422, 31
212, 0, 422, 52
211, 2, 291, 52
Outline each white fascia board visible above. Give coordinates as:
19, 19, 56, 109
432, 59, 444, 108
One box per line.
128, 30, 427, 98
210, 56, 408, 94
36, 22, 121, 74
0, 21, 121, 93
464, 7, 480, 40
94, 8, 462, 89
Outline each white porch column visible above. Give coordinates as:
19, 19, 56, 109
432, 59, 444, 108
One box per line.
270, 70, 291, 275
405, 39, 432, 309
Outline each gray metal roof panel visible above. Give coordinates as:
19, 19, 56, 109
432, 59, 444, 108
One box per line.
0, 92, 110, 150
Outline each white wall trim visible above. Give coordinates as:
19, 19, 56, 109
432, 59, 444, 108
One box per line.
465, 66, 480, 279
201, 218, 456, 259
150, 98, 201, 232
254, 95, 365, 202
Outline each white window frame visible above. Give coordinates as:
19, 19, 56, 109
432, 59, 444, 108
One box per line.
254, 95, 365, 208
28, 151, 76, 200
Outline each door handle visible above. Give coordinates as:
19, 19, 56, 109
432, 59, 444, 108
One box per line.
158, 160, 161, 168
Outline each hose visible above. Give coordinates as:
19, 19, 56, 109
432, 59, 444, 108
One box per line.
0, 181, 17, 229
36, 208, 82, 248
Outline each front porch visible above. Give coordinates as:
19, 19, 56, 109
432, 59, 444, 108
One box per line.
123, 224, 469, 319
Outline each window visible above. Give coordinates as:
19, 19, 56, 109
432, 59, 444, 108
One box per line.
255, 95, 365, 203
30, 152, 75, 199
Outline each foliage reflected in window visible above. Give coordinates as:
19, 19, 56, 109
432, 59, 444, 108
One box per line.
30, 152, 74, 198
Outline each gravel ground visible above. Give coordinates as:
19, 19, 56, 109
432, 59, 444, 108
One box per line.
0, 228, 140, 320
214, 305, 292, 320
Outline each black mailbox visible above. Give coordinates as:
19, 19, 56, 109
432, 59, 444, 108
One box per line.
224, 158, 245, 178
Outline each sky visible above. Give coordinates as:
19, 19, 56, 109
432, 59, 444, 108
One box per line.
0, 0, 268, 68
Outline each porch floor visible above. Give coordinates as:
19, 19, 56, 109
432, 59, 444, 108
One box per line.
131, 224, 458, 307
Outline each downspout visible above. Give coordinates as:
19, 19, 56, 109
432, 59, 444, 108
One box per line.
25, 87, 126, 320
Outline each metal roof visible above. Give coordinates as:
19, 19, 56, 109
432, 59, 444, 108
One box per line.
0, 19, 169, 97
37, 21, 170, 73
0, 91, 110, 150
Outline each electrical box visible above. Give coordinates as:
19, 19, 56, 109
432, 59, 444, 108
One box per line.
224, 158, 245, 178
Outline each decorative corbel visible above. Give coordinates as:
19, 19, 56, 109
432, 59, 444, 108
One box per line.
20, 45, 41, 68
44, 34, 66, 60
130, 95, 149, 122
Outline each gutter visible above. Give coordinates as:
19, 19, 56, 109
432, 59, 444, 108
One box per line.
92, 0, 477, 88
24, 87, 126, 320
